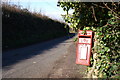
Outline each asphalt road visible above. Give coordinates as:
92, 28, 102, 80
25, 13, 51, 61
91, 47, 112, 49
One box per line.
2, 34, 86, 78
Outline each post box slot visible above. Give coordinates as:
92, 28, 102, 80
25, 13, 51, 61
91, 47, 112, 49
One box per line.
79, 36, 91, 38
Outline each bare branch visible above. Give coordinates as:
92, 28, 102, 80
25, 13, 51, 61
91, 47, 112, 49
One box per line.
92, 3, 106, 9
111, 0, 117, 8
91, 6, 97, 22
103, 2, 120, 18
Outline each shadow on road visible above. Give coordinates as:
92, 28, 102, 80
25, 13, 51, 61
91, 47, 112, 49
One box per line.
2, 33, 75, 68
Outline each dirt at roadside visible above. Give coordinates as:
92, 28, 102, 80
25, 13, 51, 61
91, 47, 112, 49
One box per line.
48, 42, 87, 78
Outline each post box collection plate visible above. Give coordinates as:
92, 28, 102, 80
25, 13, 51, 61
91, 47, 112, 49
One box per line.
76, 30, 93, 66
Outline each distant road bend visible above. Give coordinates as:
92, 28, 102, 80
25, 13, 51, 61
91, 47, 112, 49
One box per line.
2, 34, 82, 78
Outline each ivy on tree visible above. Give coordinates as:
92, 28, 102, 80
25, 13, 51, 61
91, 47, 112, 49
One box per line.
57, 1, 120, 78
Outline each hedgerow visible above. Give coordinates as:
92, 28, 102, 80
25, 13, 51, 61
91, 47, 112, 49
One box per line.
2, 3, 69, 50
57, 1, 120, 78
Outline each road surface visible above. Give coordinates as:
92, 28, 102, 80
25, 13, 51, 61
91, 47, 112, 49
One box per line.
2, 35, 86, 78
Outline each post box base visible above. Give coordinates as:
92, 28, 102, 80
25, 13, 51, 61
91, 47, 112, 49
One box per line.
76, 60, 90, 66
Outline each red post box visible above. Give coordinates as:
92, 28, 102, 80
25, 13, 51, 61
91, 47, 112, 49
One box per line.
76, 30, 93, 66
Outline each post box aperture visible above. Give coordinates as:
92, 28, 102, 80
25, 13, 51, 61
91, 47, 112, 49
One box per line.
76, 30, 93, 66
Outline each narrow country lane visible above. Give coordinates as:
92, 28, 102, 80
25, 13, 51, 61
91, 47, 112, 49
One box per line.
2, 34, 86, 78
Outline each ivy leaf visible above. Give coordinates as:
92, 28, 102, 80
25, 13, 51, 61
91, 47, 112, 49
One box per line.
110, 22, 115, 25
108, 13, 112, 17
85, 27, 90, 30
82, 30, 86, 34
106, 35, 110, 38
105, 47, 110, 52
112, 65, 118, 70
98, 32, 102, 36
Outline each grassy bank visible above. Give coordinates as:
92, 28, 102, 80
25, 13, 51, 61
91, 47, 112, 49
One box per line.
2, 3, 69, 51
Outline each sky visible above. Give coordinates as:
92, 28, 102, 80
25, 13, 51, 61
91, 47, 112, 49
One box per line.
2, 0, 119, 21
2, 0, 68, 21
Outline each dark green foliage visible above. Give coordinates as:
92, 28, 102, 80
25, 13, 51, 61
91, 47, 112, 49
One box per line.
2, 3, 69, 50
58, 1, 120, 78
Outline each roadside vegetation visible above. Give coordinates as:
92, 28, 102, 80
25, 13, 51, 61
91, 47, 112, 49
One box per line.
58, 1, 120, 78
2, 2, 69, 51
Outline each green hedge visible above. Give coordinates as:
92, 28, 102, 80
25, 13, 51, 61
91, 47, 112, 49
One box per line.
2, 3, 69, 50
